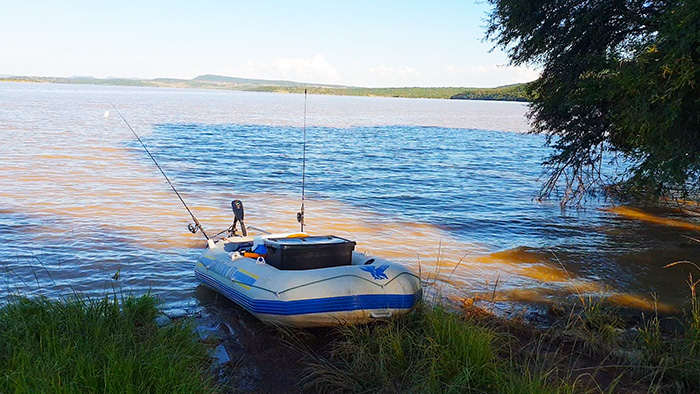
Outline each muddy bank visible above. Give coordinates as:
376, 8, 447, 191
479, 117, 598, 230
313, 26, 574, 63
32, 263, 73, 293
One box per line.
189, 287, 334, 393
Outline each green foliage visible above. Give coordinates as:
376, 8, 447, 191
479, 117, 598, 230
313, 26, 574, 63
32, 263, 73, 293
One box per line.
0, 294, 214, 394
304, 304, 570, 393
450, 83, 529, 102
487, 0, 700, 203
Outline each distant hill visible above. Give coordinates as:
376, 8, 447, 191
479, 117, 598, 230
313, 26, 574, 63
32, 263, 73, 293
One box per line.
193, 74, 305, 86
0, 74, 531, 101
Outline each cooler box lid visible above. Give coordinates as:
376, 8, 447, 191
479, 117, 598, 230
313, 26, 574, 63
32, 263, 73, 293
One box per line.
264, 235, 354, 249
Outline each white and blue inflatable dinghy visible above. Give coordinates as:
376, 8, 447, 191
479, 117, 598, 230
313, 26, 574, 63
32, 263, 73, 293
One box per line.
195, 231, 422, 327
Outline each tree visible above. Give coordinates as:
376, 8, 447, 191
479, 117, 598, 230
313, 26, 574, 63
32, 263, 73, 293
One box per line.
486, 0, 700, 205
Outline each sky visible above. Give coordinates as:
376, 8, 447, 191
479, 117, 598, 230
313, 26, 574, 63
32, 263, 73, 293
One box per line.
0, 0, 538, 88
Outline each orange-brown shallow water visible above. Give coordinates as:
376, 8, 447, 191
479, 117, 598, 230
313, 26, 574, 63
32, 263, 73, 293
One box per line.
1, 82, 698, 316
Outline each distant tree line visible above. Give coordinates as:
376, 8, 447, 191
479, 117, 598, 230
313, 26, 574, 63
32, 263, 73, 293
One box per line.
0, 76, 529, 102
244, 85, 530, 101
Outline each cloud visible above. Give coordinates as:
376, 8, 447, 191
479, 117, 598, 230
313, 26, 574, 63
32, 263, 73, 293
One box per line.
270, 54, 339, 80
217, 57, 539, 88
364, 65, 420, 82
344, 63, 538, 88
222, 54, 340, 84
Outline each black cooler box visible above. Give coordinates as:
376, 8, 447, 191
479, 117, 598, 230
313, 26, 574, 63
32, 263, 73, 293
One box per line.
263, 235, 356, 270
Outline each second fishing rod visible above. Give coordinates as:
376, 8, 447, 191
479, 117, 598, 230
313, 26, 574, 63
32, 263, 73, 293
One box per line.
110, 91, 310, 242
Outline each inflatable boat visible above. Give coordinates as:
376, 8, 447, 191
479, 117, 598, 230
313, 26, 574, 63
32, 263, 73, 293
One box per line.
194, 202, 422, 327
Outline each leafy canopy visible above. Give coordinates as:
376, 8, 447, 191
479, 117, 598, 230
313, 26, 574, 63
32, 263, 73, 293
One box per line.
487, 0, 700, 204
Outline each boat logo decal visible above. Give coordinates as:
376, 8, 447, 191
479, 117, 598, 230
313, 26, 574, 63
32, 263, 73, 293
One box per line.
360, 264, 390, 280
233, 269, 258, 290
205, 258, 238, 279
199, 254, 216, 265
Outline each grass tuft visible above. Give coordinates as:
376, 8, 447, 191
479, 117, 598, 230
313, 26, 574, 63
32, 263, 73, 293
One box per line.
0, 293, 215, 394
561, 296, 625, 356
635, 261, 700, 390
303, 303, 572, 393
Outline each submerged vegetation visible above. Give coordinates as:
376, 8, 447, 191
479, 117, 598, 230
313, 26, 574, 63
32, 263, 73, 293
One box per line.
0, 75, 529, 102
0, 294, 214, 394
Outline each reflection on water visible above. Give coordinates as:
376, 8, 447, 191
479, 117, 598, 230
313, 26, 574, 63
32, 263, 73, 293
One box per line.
1, 82, 699, 316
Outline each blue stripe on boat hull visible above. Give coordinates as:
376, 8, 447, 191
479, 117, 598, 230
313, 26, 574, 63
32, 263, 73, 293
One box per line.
195, 270, 421, 316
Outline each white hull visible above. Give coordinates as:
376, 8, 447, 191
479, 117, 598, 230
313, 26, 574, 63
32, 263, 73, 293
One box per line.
194, 236, 421, 327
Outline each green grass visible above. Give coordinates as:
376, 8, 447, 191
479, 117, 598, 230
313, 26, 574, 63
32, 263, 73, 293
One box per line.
302, 304, 572, 393
636, 310, 700, 392
5, 263, 700, 393
634, 263, 700, 391
558, 296, 625, 357
0, 293, 214, 394
300, 274, 700, 393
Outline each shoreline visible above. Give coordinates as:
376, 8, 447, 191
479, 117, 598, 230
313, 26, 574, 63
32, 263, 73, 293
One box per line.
166, 284, 700, 393
0, 76, 530, 102
4, 288, 699, 393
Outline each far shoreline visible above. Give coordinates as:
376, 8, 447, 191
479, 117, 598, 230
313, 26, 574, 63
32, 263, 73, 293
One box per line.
0, 74, 531, 102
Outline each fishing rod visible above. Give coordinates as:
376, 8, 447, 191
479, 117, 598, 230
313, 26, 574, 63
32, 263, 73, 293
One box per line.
297, 89, 307, 232
108, 102, 210, 240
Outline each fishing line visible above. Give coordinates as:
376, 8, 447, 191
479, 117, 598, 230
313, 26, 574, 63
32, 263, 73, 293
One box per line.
298, 89, 307, 232
108, 102, 209, 240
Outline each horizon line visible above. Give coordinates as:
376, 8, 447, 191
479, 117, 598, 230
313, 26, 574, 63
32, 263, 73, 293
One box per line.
0, 73, 533, 90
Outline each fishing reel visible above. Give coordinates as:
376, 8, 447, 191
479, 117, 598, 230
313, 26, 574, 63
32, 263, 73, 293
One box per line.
187, 223, 201, 234
297, 203, 305, 232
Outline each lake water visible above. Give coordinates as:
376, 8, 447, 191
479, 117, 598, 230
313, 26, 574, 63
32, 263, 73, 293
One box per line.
1, 82, 699, 315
